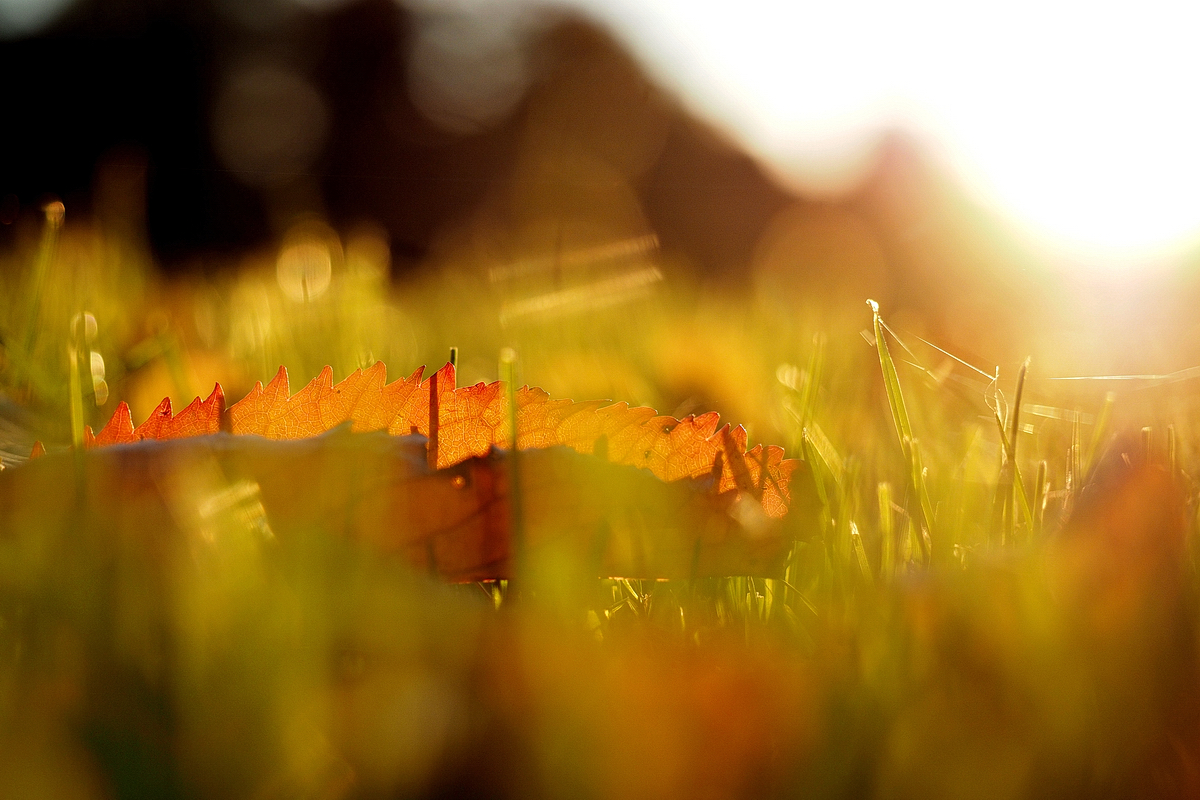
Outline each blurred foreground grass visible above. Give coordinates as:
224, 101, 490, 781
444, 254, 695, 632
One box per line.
1, 206, 1199, 798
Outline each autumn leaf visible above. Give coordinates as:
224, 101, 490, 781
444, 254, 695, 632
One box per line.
44, 362, 801, 520
16, 363, 813, 578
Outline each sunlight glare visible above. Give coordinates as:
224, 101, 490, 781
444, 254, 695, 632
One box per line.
558, 0, 1200, 265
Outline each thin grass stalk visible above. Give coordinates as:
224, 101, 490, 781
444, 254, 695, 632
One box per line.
804, 423, 844, 486
1033, 460, 1048, 536
850, 522, 872, 585
869, 300, 936, 548
67, 340, 84, 449
998, 360, 1029, 544
1071, 410, 1082, 491
800, 432, 832, 509
500, 348, 524, 581
991, 455, 1013, 547
900, 517, 915, 569
1082, 391, 1115, 477
763, 578, 777, 623
878, 482, 894, 580
907, 438, 936, 561
798, 333, 826, 426
1009, 359, 1029, 451
1169, 424, 1177, 478
868, 300, 914, 456
836, 464, 856, 569
993, 410, 1035, 535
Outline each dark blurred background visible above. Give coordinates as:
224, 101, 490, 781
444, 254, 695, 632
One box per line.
4, 0, 789, 268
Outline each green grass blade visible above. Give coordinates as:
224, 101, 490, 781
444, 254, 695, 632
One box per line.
800, 434, 832, 509
878, 482, 894, 580
1008, 359, 1029, 456
870, 300, 936, 549
803, 422, 844, 488
67, 343, 84, 449
1033, 460, 1048, 535
1169, 424, 1177, 478
992, 409, 1035, 536
1070, 409, 1082, 493
868, 300, 914, 454
995, 359, 1030, 545
1082, 391, 1115, 478
850, 522, 873, 584
798, 332, 826, 426
500, 348, 525, 579
908, 438, 937, 559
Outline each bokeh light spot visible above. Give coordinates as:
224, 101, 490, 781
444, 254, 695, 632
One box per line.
407, 9, 536, 134
212, 64, 329, 188
277, 221, 339, 302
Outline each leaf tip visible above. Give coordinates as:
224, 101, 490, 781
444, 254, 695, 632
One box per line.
206, 382, 225, 412
434, 361, 456, 387
265, 365, 290, 393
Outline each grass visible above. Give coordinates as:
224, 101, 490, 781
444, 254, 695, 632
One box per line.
1, 205, 1198, 798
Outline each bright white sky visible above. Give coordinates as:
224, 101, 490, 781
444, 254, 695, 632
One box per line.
566, 0, 1200, 266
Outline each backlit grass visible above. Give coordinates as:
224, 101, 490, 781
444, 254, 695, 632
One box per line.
1, 204, 1197, 798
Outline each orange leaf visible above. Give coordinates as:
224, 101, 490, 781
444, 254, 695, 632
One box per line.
158, 384, 225, 440
91, 402, 136, 446
35, 361, 805, 520
228, 366, 292, 437
436, 378, 506, 467
132, 397, 175, 441
362, 364, 423, 432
